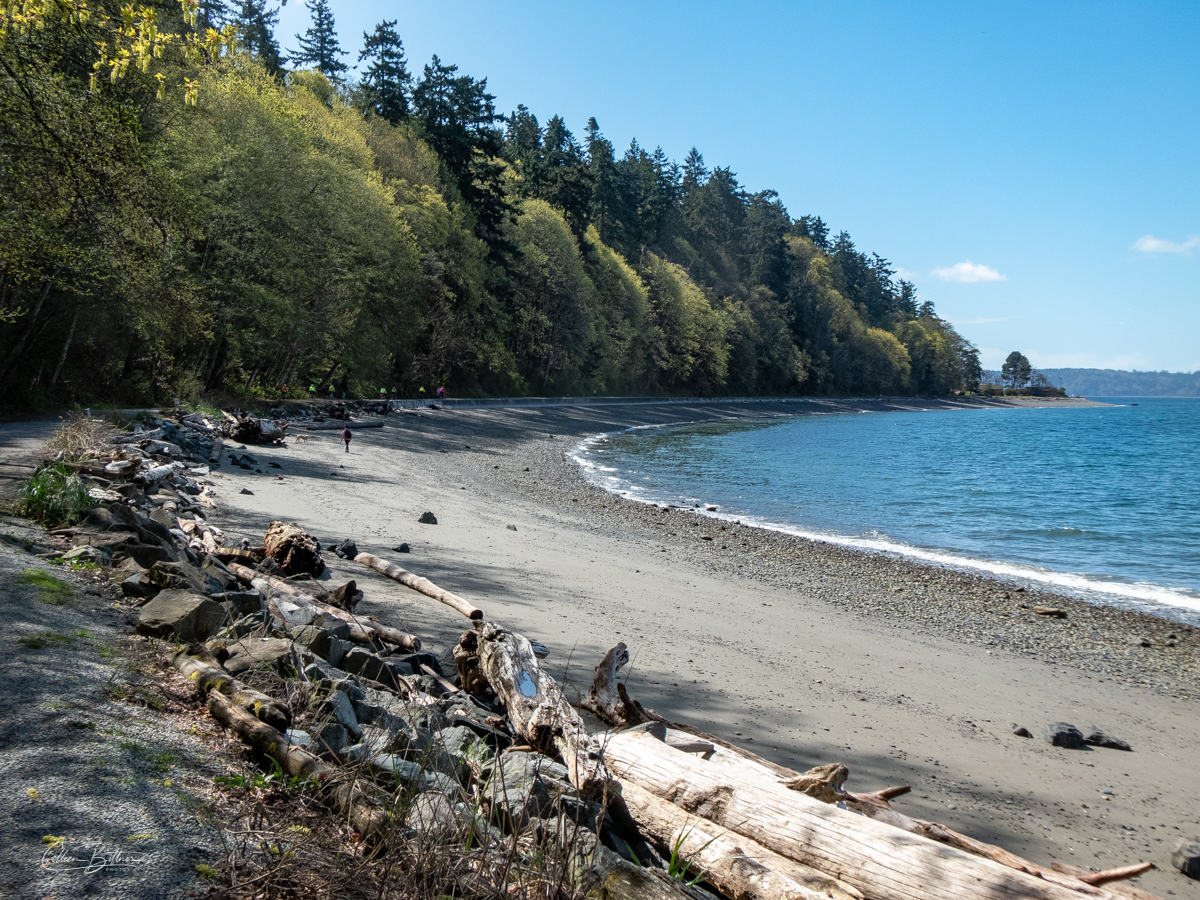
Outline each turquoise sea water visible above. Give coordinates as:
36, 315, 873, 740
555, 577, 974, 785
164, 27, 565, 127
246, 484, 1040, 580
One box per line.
571, 398, 1200, 623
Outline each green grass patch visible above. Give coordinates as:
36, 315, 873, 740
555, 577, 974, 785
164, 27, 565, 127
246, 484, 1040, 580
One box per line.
16, 465, 91, 527
17, 568, 74, 606
18, 631, 77, 650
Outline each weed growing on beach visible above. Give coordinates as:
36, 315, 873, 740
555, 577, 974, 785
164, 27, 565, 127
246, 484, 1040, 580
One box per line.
17, 465, 90, 527
17, 568, 73, 605
18, 631, 76, 650
42, 412, 115, 460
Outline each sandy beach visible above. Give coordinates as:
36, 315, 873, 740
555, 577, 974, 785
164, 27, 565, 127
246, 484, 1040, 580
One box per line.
208, 397, 1200, 899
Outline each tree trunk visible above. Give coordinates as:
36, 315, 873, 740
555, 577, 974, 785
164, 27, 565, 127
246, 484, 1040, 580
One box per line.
0, 271, 55, 382
49, 305, 79, 387
172, 650, 291, 732
621, 780, 864, 900
354, 552, 482, 620
603, 730, 1140, 900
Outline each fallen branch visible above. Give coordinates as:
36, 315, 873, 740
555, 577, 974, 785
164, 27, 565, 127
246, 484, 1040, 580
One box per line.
172, 650, 291, 732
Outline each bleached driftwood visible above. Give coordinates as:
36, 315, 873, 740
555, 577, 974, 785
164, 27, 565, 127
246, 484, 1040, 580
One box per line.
621, 780, 863, 900
354, 552, 482, 620
476, 621, 613, 800
172, 650, 291, 732
603, 729, 1143, 900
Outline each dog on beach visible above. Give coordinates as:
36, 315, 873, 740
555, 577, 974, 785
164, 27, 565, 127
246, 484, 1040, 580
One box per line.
294, 434, 310, 444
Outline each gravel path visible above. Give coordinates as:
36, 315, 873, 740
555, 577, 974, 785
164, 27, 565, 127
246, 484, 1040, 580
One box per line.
0, 518, 224, 900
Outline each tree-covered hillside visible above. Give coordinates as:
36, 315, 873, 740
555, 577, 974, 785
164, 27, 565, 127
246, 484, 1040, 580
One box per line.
0, 2, 982, 406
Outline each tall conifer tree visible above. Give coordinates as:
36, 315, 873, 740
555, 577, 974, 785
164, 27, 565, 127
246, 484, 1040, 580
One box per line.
234, 0, 285, 73
358, 20, 411, 122
292, 0, 348, 78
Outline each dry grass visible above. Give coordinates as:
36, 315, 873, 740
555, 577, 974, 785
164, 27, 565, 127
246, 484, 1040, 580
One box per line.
41, 411, 116, 461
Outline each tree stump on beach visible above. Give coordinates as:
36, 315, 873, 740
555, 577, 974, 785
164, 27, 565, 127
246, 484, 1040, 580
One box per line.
263, 521, 325, 576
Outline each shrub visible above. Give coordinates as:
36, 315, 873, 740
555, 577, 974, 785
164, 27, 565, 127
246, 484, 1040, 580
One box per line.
17, 465, 91, 526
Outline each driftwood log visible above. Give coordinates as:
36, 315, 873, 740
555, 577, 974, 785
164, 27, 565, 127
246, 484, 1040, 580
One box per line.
226, 562, 420, 651
579, 642, 630, 723
354, 552, 483, 620
476, 621, 614, 801
172, 650, 291, 731
603, 729, 1141, 900
263, 521, 325, 576
620, 780, 864, 900
205, 691, 388, 841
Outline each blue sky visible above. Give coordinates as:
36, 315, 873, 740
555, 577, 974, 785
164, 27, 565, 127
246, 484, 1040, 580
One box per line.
278, 1, 1199, 372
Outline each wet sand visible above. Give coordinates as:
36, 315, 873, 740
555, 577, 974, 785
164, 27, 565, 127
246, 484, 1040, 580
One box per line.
209, 397, 1200, 899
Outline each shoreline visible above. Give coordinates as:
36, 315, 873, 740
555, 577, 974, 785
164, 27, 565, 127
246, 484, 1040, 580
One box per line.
202, 396, 1199, 899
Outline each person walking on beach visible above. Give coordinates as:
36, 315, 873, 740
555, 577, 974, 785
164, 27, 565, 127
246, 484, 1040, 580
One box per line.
436, 385, 445, 401
308, 383, 316, 399
281, 384, 288, 399
328, 383, 335, 400
341, 424, 352, 453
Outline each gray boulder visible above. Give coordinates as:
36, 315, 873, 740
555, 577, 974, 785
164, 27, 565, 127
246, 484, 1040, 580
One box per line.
121, 573, 158, 599
1174, 838, 1200, 879
482, 751, 573, 830
149, 560, 220, 595
319, 689, 360, 739
1083, 727, 1132, 751
1043, 722, 1085, 749
311, 723, 350, 759
418, 511, 437, 525
293, 616, 353, 662
136, 590, 226, 642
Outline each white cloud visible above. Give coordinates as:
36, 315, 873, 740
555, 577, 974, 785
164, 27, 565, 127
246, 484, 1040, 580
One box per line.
894, 267, 921, 281
1131, 234, 1200, 255
931, 261, 1006, 283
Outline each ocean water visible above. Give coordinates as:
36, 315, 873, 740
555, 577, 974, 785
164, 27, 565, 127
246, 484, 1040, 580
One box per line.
571, 398, 1200, 623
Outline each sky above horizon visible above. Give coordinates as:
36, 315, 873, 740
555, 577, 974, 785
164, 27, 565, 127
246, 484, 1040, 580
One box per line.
277, 0, 1199, 372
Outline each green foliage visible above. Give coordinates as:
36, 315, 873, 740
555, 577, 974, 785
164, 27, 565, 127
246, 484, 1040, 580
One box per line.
17, 466, 91, 527
1002, 351, 1033, 389
0, 13, 982, 406
16, 568, 74, 605
18, 630, 77, 650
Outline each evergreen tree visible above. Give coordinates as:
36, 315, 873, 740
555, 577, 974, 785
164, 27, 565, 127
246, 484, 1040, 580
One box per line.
292, 0, 348, 78
234, 0, 285, 73
681, 147, 708, 195
359, 20, 411, 123
197, 0, 228, 30
584, 118, 621, 246
1002, 350, 1032, 389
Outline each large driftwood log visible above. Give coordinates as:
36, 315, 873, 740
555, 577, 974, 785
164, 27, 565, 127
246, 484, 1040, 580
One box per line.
172, 650, 291, 731
354, 552, 482, 620
557, 825, 706, 900
205, 691, 388, 841
603, 729, 1137, 900
263, 521, 325, 576
621, 780, 863, 900
476, 621, 613, 800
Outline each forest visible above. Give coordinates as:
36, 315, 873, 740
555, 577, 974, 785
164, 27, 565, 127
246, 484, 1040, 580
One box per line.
0, 0, 983, 406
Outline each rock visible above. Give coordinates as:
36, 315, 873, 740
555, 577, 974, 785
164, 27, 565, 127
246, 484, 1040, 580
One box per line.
418, 511, 438, 525
1136, 638, 1153, 648
255, 557, 285, 577
320, 689, 361, 738
213, 591, 262, 616
506, 524, 517, 532
407, 789, 460, 834
263, 521, 325, 576
63, 545, 110, 563
137, 591, 227, 642
1032, 606, 1068, 619
1043, 722, 1086, 749
223, 637, 298, 677
1174, 838, 1200, 879
311, 723, 349, 759
200, 555, 236, 591
284, 728, 311, 748
332, 539, 359, 560
122, 542, 176, 568
390, 652, 442, 676
482, 751, 576, 830
293, 616, 353, 662
149, 560, 218, 595
394, 543, 410, 553
271, 598, 320, 631
1012, 726, 1033, 738
240, 488, 254, 495
368, 756, 462, 796
1083, 727, 1132, 751
121, 573, 158, 599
